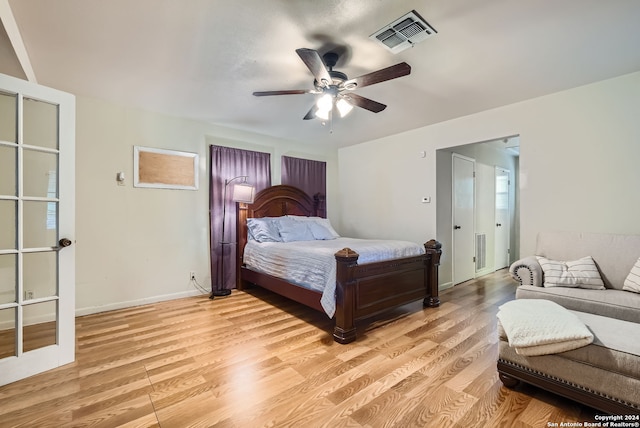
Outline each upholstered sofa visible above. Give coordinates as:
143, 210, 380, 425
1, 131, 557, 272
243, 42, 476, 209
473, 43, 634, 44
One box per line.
509, 231, 640, 322
499, 231, 640, 414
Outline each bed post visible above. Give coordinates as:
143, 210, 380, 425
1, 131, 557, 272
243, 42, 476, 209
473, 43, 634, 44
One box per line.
313, 193, 326, 218
334, 248, 359, 344
424, 239, 442, 307
236, 202, 249, 290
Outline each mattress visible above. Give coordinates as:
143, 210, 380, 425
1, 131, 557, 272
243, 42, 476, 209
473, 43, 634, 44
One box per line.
243, 237, 425, 317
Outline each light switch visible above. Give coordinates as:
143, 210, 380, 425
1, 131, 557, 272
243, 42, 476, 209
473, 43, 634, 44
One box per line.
422, 196, 431, 203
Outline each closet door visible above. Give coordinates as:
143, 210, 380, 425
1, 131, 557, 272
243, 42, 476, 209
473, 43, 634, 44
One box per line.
0, 73, 75, 386
452, 154, 475, 284
494, 167, 511, 270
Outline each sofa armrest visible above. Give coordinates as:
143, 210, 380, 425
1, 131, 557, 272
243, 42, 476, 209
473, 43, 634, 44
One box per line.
509, 256, 543, 287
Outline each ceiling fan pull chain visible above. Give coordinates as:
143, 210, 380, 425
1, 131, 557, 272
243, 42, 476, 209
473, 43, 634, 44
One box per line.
330, 110, 334, 134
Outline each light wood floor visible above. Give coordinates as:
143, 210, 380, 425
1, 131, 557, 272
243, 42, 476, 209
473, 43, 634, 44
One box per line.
0, 270, 599, 427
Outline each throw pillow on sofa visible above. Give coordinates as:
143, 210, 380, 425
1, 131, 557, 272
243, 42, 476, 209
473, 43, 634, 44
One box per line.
623, 257, 640, 293
536, 256, 605, 290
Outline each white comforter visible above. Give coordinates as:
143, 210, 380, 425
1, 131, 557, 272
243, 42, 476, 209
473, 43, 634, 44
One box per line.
243, 238, 425, 318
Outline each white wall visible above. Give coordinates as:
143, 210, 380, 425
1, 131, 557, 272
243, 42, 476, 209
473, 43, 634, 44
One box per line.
75, 96, 338, 315
73, 69, 640, 309
338, 71, 640, 285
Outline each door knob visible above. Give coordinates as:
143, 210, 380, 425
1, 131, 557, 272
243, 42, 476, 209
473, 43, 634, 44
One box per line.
454, 225, 461, 230
58, 238, 72, 249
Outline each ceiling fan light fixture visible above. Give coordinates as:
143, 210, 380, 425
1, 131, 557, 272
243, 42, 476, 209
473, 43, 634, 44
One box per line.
316, 107, 330, 120
336, 98, 353, 117
316, 93, 333, 111
316, 93, 333, 119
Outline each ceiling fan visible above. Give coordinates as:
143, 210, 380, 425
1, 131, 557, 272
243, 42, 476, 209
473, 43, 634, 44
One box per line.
253, 48, 411, 120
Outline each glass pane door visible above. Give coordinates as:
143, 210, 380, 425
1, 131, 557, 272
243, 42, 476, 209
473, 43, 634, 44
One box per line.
0, 73, 75, 386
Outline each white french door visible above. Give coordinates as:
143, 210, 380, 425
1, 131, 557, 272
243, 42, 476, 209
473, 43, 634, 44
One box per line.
0, 73, 75, 386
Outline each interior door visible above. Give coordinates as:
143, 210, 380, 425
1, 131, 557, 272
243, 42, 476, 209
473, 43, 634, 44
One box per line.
494, 167, 510, 270
0, 73, 75, 386
452, 154, 475, 284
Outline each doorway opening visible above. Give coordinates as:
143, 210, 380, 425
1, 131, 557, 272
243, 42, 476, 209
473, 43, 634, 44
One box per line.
436, 136, 520, 289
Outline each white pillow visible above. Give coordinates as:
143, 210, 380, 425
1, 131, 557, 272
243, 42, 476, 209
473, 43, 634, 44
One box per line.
246, 218, 282, 242
623, 257, 640, 293
536, 256, 605, 290
307, 221, 336, 240
276, 218, 315, 242
286, 215, 340, 238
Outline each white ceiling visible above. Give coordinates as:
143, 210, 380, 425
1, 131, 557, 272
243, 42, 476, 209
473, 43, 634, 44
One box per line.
2, 0, 640, 148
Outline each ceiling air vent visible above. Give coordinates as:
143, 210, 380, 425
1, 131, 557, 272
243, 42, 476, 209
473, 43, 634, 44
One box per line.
370, 10, 437, 54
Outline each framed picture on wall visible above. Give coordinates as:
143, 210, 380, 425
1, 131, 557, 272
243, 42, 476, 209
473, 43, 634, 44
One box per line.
133, 146, 199, 190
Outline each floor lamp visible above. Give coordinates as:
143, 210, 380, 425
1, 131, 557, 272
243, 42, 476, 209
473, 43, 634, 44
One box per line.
211, 175, 255, 298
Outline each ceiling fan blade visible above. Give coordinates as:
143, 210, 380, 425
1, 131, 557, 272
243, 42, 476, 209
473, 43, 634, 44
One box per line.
303, 105, 317, 120
343, 93, 387, 113
296, 48, 332, 87
253, 90, 311, 96
343, 62, 411, 90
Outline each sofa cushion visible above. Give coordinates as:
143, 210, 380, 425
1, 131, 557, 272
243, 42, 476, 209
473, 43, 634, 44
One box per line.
537, 256, 605, 289
536, 231, 640, 290
623, 257, 640, 293
516, 285, 640, 323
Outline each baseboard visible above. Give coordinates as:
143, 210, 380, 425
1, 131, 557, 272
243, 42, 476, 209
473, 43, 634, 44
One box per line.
0, 313, 56, 330
439, 281, 454, 291
75, 289, 206, 317
475, 268, 494, 278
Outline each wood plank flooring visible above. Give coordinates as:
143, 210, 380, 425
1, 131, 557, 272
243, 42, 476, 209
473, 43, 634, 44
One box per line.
0, 270, 601, 427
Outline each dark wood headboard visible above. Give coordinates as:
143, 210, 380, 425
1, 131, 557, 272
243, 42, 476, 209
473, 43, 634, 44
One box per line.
235, 185, 326, 287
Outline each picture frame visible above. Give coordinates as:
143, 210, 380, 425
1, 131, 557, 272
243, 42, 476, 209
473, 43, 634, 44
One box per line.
133, 146, 199, 190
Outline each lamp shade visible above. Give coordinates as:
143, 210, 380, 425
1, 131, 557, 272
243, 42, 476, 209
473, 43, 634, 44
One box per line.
336, 98, 353, 117
232, 182, 255, 203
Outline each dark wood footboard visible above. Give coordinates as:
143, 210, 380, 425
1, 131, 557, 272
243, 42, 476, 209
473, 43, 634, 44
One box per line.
333, 240, 441, 343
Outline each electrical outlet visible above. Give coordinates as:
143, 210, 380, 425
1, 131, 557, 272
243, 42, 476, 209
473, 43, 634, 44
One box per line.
190, 271, 196, 281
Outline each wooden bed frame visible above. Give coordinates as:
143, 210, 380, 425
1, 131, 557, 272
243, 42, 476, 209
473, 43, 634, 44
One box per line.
236, 185, 442, 344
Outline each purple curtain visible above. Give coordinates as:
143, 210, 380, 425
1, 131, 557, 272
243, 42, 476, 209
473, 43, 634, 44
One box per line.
210, 145, 271, 291
281, 156, 326, 198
